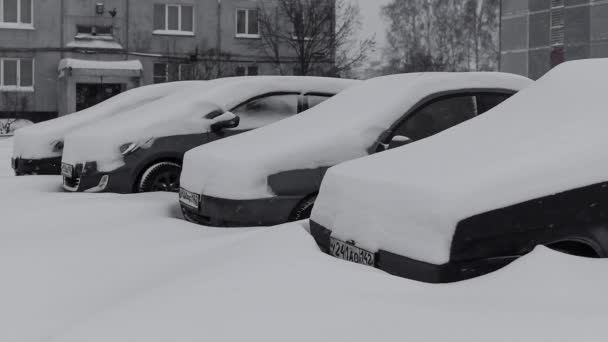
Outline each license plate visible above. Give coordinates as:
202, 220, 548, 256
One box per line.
329, 237, 375, 267
179, 188, 201, 209
61, 163, 74, 178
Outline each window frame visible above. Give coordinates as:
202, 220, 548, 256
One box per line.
376, 89, 516, 151
235, 8, 260, 39
476, 92, 514, 114
153, 62, 169, 84
178, 63, 194, 81
0, 0, 34, 29
230, 91, 303, 119
390, 93, 478, 143
0, 57, 34, 92
153, 3, 195, 36
303, 92, 334, 111
235, 65, 259, 76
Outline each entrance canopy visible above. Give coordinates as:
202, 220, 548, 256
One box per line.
58, 58, 143, 78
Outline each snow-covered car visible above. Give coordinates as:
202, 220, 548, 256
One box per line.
309, 59, 608, 283
11, 81, 200, 175
179, 72, 532, 227
61, 76, 357, 194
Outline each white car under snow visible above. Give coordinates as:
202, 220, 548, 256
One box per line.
310, 58, 608, 283
11, 81, 202, 175
179, 72, 531, 227
60, 76, 358, 194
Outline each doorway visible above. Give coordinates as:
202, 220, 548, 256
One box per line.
75, 83, 123, 111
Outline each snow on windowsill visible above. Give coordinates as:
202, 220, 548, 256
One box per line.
235, 34, 261, 39
152, 30, 195, 37
0, 86, 34, 93
67, 39, 124, 50
0, 22, 34, 30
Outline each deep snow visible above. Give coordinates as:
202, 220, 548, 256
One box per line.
313, 59, 608, 265
0, 139, 607, 342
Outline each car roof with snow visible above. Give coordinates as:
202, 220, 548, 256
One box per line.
12, 81, 203, 160
311, 59, 608, 266
62, 76, 358, 168
180, 72, 532, 200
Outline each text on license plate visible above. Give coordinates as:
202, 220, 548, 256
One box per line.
61, 163, 73, 177
329, 237, 375, 266
179, 188, 201, 209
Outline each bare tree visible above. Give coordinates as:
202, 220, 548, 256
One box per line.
382, 0, 500, 73
1, 93, 28, 135
256, 0, 375, 76
164, 48, 235, 83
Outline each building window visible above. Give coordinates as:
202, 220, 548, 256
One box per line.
0, 57, 34, 91
236, 8, 259, 38
550, 1, 564, 46
153, 4, 194, 36
76, 25, 113, 36
0, 0, 33, 28
155, 63, 197, 82
153, 63, 168, 84
178, 64, 195, 80
235, 65, 259, 76
247, 66, 259, 76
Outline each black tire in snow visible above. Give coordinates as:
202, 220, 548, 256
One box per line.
138, 161, 182, 193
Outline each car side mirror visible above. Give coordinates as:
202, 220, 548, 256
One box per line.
388, 135, 412, 149
210, 111, 240, 132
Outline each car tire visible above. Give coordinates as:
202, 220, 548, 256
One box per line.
289, 194, 317, 221
138, 161, 182, 193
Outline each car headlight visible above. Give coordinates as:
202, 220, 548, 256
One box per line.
51, 140, 64, 153
119, 142, 140, 155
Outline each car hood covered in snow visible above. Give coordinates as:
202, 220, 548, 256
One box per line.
312, 59, 608, 265
180, 72, 531, 200
12, 81, 202, 160
62, 76, 357, 172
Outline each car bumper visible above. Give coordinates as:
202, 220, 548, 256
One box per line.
309, 220, 518, 283
13, 157, 62, 175
180, 193, 304, 227
62, 162, 133, 194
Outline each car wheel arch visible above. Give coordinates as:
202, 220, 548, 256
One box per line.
289, 193, 319, 221
545, 238, 603, 258
132, 156, 183, 192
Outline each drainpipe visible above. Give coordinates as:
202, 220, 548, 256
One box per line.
498, 0, 502, 71
216, 0, 222, 77
60, 0, 65, 58
125, 0, 130, 56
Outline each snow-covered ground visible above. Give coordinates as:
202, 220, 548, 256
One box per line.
0, 138, 607, 341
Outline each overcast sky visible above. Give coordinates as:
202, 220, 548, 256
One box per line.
352, 0, 391, 59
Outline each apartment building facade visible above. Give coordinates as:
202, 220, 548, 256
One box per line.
0, 0, 297, 121
500, 0, 608, 79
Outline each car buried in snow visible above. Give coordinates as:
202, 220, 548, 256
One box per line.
310, 59, 608, 283
60, 76, 357, 194
11, 80, 201, 176
179, 72, 532, 227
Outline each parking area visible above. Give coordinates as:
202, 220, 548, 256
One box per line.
1, 138, 607, 342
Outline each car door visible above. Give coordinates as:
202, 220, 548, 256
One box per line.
380, 93, 478, 151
